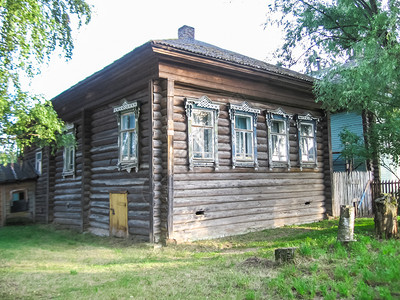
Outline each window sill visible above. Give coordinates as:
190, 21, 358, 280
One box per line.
62, 171, 75, 179
118, 161, 139, 173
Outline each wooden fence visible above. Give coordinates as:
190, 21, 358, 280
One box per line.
332, 171, 373, 217
371, 180, 400, 199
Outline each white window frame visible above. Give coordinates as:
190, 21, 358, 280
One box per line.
229, 102, 260, 169
35, 151, 42, 175
185, 95, 219, 170
296, 113, 319, 170
266, 108, 292, 170
113, 99, 140, 173
62, 123, 76, 178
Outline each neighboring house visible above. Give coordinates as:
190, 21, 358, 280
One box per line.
20, 26, 333, 242
0, 161, 37, 226
330, 111, 400, 181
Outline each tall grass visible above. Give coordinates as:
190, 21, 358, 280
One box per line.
0, 218, 399, 299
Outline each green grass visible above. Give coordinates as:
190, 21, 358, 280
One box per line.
0, 219, 399, 299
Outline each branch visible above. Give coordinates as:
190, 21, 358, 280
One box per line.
298, 0, 359, 42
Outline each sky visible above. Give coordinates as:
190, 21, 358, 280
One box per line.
28, 0, 284, 100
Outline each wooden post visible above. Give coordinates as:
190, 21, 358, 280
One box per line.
374, 194, 398, 239
275, 247, 297, 263
337, 205, 355, 242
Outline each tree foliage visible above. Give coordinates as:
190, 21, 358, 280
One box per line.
267, 0, 400, 165
0, 0, 91, 162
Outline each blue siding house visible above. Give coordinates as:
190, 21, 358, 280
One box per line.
330, 112, 367, 172
331, 112, 399, 180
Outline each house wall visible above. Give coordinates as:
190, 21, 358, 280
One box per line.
330, 112, 367, 172
86, 88, 152, 241
0, 181, 36, 226
23, 147, 51, 223
169, 85, 328, 241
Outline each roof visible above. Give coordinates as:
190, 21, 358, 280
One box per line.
152, 37, 314, 82
0, 162, 37, 184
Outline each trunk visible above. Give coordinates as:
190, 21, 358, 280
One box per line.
374, 194, 398, 239
337, 205, 355, 242
275, 247, 297, 264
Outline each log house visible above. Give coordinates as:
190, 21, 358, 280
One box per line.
18, 26, 333, 242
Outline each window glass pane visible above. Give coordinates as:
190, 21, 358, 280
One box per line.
203, 128, 213, 158
193, 110, 212, 126
121, 132, 129, 160
271, 120, 285, 134
235, 115, 251, 130
301, 137, 315, 161
12, 192, 20, 201
272, 135, 287, 161
122, 113, 135, 130
245, 132, 253, 158
193, 127, 213, 159
236, 131, 243, 155
68, 146, 74, 170
301, 124, 313, 137
130, 132, 137, 159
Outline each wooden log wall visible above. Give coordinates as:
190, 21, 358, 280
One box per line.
22, 147, 50, 223
170, 85, 328, 241
87, 88, 152, 241
53, 116, 83, 230
151, 79, 168, 243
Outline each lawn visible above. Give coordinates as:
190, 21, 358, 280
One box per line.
0, 218, 399, 300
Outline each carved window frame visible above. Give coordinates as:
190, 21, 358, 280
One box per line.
185, 95, 220, 170
266, 108, 292, 170
229, 102, 260, 169
113, 99, 140, 173
295, 113, 319, 170
62, 123, 76, 178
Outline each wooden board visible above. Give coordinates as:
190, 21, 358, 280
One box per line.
109, 192, 128, 238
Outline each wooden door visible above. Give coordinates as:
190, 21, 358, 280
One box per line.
109, 192, 128, 238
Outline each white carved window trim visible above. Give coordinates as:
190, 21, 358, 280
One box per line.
35, 151, 42, 175
266, 108, 292, 170
296, 113, 319, 170
185, 95, 220, 170
229, 102, 260, 169
113, 99, 140, 173
62, 123, 76, 178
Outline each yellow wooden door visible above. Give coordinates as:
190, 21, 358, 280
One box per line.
109, 192, 128, 238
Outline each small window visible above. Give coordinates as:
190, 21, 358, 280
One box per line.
35, 151, 42, 175
296, 113, 318, 170
113, 99, 140, 173
63, 124, 76, 178
266, 108, 291, 170
120, 112, 137, 162
185, 95, 219, 170
10, 190, 28, 213
229, 102, 260, 169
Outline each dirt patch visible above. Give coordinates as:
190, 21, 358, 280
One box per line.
242, 256, 276, 268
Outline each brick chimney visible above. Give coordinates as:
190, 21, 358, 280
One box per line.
178, 25, 195, 40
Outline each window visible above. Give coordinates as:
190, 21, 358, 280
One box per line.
229, 102, 260, 169
113, 99, 140, 172
10, 190, 28, 213
35, 151, 42, 175
266, 108, 291, 170
63, 123, 75, 178
296, 113, 318, 170
185, 95, 219, 170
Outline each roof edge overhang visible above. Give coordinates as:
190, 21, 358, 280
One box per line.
150, 42, 314, 91
52, 42, 158, 119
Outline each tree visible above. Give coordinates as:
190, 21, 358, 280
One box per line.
267, 0, 400, 168
0, 0, 91, 163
